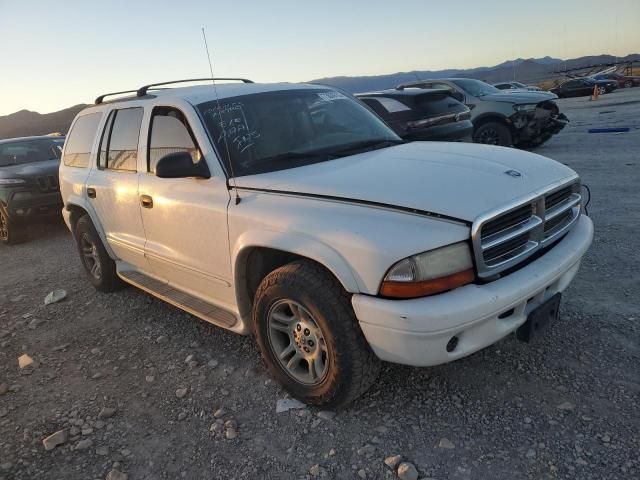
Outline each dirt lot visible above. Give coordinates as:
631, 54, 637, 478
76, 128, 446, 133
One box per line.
1, 88, 639, 480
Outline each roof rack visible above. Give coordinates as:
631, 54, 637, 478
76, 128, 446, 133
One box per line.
136, 78, 254, 97
95, 90, 139, 105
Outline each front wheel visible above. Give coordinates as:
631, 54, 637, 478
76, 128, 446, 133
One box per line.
0, 209, 27, 245
73, 215, 123, 292
624, 80, 633, 88
598, 86, 606, 95
473, 122, 513, 147
252, 260, 380, 407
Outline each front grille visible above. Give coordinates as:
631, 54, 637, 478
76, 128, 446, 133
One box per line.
36, 175, 59, 192
473, 180, 581, 278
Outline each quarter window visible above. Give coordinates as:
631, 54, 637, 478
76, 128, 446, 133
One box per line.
98, 107, 143, 172
148, 107, 202, 173
63, 112, 102, 168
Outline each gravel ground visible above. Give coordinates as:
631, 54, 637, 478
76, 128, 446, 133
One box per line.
1, 88, 639, 480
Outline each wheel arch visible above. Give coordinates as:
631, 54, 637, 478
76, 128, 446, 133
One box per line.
64, 201, 117, 259
472, 112, 510, 129
232, 231, 362, 322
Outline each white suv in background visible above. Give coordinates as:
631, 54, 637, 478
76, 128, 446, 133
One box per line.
59, 79, 593, 406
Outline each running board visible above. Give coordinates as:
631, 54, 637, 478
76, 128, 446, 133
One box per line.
118, 270, 237, 328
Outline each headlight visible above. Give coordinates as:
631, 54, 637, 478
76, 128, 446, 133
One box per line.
380, 242, 475, 298
0, 178, 26, 185
513, 104, 537, 112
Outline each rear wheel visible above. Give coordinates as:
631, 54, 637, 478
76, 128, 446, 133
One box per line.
74, 215, 123, 292
598, 86, 606, 95
252, 260, 380, 407
473, 121, 513, 147
0, 209, 28, 245
624, 80, 633, 88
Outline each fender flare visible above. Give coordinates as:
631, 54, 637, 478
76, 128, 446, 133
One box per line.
64, 198, 117, 260
232, 229, 363, 319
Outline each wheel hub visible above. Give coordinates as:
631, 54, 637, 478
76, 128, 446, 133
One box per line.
267, 299, 329, 385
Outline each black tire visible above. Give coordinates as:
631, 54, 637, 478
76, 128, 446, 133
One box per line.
473, 121, 513, 147
73, 215, 123, 292
252, 260, 380, 407
0, 209, 28, 245
624, 80, 633, 88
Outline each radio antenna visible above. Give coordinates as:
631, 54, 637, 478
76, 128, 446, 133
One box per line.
201, 27, 240, 205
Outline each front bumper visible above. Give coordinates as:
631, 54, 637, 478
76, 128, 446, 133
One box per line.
510, 103, 568, 144
6, 190, 63, 221
352, 214, 593, 367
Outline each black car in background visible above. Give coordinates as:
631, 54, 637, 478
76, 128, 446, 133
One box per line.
550, 77, 617, 98
356, 89, 473, 142
0, 135, 65, 244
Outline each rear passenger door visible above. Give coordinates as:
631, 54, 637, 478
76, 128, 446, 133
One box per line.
86, 107, 149, 270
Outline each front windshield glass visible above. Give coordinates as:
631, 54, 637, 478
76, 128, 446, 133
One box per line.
197, 88, 401, 176
451, 79, 501, 97
0, 137, 64, 167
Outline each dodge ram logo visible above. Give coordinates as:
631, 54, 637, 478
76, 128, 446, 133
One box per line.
504, 170, 522, 178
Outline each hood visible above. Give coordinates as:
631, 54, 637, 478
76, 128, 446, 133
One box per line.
0, 159, 60, 180
235, 142, 577, 222
481, 91, 557, 103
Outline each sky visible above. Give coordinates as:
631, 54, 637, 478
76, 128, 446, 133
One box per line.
0, 0, 638, 115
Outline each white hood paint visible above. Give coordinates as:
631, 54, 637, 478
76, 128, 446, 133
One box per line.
236, 142, 577, 222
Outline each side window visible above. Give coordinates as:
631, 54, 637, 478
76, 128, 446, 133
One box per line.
374, 97, 411, 113
98, 107, 143, 172
63, 112, 102, 168
359, 98, 388, 117
148, 107, 202, 174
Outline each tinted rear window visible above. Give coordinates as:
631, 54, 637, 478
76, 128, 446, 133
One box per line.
63, 112, 102, 168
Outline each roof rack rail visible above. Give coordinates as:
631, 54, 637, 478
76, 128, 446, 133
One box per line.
95, 90, 139, 105
136, 78, 254, 97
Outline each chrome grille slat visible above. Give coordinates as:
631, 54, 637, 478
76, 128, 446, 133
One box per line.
472, 179, 581, 278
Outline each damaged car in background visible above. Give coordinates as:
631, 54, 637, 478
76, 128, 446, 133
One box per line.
356, 88, 472, 142
397, 78, 568, 149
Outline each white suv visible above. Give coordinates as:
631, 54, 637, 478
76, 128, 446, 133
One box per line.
59, 79, 593, 406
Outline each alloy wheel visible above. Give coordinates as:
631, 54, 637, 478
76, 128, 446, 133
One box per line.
477, 128, 501, 145
267, 299, 329, 385
80, 233, 102, 280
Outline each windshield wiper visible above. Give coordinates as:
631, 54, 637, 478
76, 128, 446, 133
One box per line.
328, 138, 405, 157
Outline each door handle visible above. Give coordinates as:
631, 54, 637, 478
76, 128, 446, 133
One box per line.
140, 194, 153, 209
87, 187, 96, 199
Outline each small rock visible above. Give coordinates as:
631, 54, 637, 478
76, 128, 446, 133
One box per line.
397, 462, 419, 480
91, 372, 103, 380
184, 354, 196, 364
106, 469, 128, 480
557, 401, 575, 411
18, 354, 36, 369
96, 446, 109, 456
309, 464, 322, 477
438, 438, 455, 449
328, 448, 337, 456
384, 455, 402, 470
98, 407, 117, 419
524, 417, 532, 424
69, 426, 81, 436
225, 428, 238, 439
189, 341, 200, 348
81, 427, 94, 435
357, 469, 367, 479
42, 430, 68, 450
224, 419, 237, 429
52, 343, 70, 351
175, 387, 189, 399
526, 449, 536, 459
357, 444, 375, 456
0, 383, 8, 395
75, 438, 93, 450
90, 347, 101, 355
576, 458, 588, 466
177, 412, 187, 421
213, 408, 226, 419
602, 434, 611, 443
317, 410, 336, 421
275, 397, 306, 413
207, 359, 219, 368
156, 335, 168, 344
145, 375, 155, 383
44, 289, 67, 305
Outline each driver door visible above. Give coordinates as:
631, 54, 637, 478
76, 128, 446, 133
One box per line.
138, 105, 233, 305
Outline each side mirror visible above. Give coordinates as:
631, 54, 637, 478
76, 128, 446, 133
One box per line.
155, 151, 210, 179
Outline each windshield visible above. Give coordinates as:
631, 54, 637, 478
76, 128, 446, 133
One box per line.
197, 88, 401, 176
512, 82, 527, 88
0, 137, 64, 167
450, 79, 501, 97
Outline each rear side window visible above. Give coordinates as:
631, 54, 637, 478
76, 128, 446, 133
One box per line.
98, 107, 143, 172
63, 113, 102, 168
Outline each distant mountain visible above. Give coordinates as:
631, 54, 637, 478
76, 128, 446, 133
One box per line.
0, 104, 88, 140
310, 53, 640, 92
